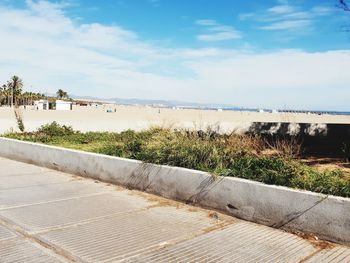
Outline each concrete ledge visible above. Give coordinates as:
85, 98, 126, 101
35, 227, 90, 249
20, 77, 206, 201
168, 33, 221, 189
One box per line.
0, 137, 349, 245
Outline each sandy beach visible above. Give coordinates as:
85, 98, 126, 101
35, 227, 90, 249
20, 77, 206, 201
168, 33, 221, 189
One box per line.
1, 105, 350, 134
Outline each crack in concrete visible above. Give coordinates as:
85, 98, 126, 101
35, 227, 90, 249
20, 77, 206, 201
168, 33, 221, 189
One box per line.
271, 195, 329, 229
187, 175, 224, 204
126, 162, 161, 191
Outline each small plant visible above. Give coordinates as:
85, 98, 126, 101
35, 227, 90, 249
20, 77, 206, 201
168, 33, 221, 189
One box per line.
264, 136, 301, 159
14, 108, 25, 132
37, 121, 74, 137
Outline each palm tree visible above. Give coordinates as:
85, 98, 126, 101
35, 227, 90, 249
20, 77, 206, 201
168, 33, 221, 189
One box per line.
8, 76, 23, 107
0, 85, 4, 106
56, 89, 68, 99
0, 84, 6, 106
57, 89, 63, 98
3, 83, 11, 106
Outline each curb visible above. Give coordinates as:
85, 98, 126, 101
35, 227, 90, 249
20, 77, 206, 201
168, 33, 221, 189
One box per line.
0, 137, 349, 245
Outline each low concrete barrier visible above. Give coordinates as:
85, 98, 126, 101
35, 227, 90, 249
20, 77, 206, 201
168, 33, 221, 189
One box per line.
0, 137, 349, 245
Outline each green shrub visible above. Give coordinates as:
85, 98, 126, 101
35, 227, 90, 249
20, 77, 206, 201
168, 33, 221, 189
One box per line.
37, 121, 74, 137
3, 124, 350, 198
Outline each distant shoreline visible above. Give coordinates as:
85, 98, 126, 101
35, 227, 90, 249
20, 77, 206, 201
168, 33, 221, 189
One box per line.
1, 104, 350, 134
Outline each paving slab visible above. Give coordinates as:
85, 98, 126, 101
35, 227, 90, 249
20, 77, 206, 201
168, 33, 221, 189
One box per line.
0, 238, 68, 263
0, 192, 151, 232
0, 179, 109, 209
38, 207, 222, 262
0, 157, 51, 177
0, 171, 71, 190
124, 222, 318, 263
305, 246, 350, 263
0, 224, 17, 242
0, 157, 349, 262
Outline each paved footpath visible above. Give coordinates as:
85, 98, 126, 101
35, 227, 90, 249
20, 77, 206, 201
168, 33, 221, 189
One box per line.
0, 157, 349, 263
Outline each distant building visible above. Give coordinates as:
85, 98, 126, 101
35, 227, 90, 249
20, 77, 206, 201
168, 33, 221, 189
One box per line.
56, 100, 72, 111
34, 100, 49, 110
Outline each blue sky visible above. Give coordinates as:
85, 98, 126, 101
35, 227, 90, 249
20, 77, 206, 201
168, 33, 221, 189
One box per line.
68, 0, 349, 51
0, 0, 349, 110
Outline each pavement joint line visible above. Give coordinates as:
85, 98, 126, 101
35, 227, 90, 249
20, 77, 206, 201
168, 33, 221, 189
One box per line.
0, 191, 110, 211
32, 202, 237, 262
29, 207, 237, 263
0, 169, 60, 178
335, 250, 350, 262
27, 205, 160, 235
0, 189, 235, 236
0, 213, 77, 262
299, 248, 326, 263
0, 181, 78, 191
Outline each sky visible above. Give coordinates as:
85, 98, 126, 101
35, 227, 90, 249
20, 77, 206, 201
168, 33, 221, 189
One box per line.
0, 0, 349, 110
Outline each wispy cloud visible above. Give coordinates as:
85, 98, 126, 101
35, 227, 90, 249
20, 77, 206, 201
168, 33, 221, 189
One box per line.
239, 1, 334, 31
0, 1, 349, 110
268, 5, 295, 14
196, 19, 217, 26
259, 20, 311, 30
195, 19, 241, 41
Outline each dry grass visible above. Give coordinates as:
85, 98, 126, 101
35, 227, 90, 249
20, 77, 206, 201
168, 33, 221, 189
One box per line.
4, 122, 350, 197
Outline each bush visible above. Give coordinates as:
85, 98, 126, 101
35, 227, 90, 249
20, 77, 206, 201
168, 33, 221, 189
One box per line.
37, 122, 74, 137
4, 124, 350, 197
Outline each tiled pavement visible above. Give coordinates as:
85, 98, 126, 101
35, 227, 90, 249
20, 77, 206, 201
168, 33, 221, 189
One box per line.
0, 157, 349, 263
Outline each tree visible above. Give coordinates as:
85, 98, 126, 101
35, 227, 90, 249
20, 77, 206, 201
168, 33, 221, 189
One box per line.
2, 84, 11, 106
0, 85, 4, 106
8, 76, 23, 107
56, 89, 68, 99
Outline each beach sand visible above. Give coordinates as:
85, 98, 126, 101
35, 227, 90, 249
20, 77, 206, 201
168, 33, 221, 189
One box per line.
1, 105, 350, 134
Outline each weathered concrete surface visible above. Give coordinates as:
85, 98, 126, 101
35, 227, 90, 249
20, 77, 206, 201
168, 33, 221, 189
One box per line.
0, 157, 349, 262
0, 137, 349, 246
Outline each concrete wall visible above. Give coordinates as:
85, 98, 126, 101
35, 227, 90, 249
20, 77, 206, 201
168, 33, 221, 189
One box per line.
0, 137, 349, 245
56, 100, 72, 111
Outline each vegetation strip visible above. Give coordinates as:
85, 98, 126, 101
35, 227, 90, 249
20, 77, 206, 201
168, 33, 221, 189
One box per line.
4, 122, 350, 198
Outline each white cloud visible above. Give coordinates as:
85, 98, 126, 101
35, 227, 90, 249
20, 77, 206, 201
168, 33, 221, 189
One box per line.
195, 19, 218, 26
259, 20, 311, 30
268, 5, 295, 14
0, 1, 349, 110
240, 1, 335, 32
311, 6, 332, 16
186, 50, 350, 110
238, 13, 254, 21
195, 19, 241, 41
197, 31, 241, 41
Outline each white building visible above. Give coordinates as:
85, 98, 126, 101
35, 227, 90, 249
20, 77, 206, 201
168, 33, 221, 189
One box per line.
34, 100, 49, 110
56, 100, 72, 111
